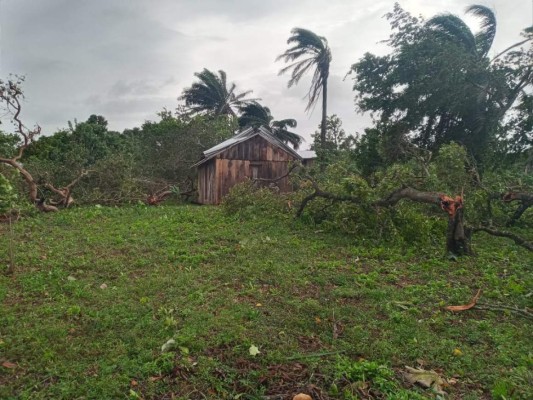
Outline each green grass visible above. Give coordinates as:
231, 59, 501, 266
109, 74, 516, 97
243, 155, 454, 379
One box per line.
0, 205, 531, 399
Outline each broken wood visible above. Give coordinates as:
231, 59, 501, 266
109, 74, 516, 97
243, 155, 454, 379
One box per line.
445, 289, 481, 312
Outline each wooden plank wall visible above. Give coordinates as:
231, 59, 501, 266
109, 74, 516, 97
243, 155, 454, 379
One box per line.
215, 159, 293, 201
197, 159, 216, 204
198, 135, 297, 204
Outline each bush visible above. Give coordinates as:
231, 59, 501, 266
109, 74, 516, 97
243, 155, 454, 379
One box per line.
221, 180, 292, 219
0, 172, 16, 214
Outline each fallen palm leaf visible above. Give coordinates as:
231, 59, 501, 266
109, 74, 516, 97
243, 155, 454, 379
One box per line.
2, 361, 17, 369
403, 366, 447, 395
445, 289, 481, 311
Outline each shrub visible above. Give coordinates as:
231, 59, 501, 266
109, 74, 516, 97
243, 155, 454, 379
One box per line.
0, 172, 16, 214
221, 180, 291, 219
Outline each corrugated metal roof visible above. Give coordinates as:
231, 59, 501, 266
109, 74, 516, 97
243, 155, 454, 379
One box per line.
192, 126, 302, 167
297, 150, 317, 159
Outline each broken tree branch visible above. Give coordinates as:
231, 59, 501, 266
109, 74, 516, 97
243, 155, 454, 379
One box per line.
45, 169, 92, 208
252, 163, 300, 184
475, 303, 533, 321
0, 77, 57, 212
502, 191, 533, 226
469, 226, 533, 252
295, 175, 362, 217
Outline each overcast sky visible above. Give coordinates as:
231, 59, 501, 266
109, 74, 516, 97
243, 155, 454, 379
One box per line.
1, 0, 531, 148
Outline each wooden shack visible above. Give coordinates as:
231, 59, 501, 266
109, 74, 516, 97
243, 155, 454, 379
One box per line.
193, 126, 302, 204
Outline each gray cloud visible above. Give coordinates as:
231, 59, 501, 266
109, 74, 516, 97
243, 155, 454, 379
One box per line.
1, 0, 531, 147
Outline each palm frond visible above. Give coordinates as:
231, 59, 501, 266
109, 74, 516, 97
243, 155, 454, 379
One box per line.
276, 28, 331, 112
179, 68, 256, 117
427, 14, 477, 55
466, 5, 496, 57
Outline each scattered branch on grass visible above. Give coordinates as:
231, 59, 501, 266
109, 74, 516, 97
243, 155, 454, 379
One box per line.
445, 289, 482, 312
286, 350, 347, 360
146, 189, 173, 205
6, 216, 15, 275
475, 303, 533, 321
469, 226, 533, 252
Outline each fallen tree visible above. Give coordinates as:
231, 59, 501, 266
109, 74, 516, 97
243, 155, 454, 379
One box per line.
295, 175, 532, 255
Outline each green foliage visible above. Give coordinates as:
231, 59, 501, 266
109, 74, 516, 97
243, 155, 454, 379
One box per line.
0, 172, 16, 214
311, 115, 356, 164
0, 131, 19, 159
238, 101, 302, 149
179, 68, 255, 117
221, 180, 290, 219
333, 357, 425, 399
351, 128, 385, 176
350, 3, 532, 165
14, 113, 235, 206
433, 142, 470, 194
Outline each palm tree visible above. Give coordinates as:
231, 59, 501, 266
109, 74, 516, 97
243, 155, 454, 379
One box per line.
277, 28, 331, 149
238, 102, 303, 149
427, 5, 496, 59
426, 5, 532, 164
179, 69, 255, 117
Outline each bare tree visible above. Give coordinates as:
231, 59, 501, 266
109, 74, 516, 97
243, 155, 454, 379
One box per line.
0, 77, 88, 212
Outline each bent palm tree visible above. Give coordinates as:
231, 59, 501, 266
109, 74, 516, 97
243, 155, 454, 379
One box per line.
179, 69, 255, 117
426, 5, 532, 167
238, 102, 303, 149
427, 4, 496, 58
277, 28, 331, 149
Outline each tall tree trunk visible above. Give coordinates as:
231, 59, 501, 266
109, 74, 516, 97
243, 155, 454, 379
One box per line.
318, 78, 328, 170
320, 79, 328, 150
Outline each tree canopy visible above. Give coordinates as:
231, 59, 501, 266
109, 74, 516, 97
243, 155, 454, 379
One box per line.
350, 3, 532, 167
238, 101, 303, 149
277, 28, 331, 149
179, 69, 256, 117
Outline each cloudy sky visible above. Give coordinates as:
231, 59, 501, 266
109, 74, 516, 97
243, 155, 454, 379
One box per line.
1, 0, 531, 147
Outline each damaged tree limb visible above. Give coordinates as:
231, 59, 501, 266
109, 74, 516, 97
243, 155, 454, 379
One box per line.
0, 77, 57, 212
145, 176, 197, 205
295, 175, 362, 217
469, 226, 533, 252
45, 169, 92, 208
502, 191, 533, 226
296, 178, 470, 255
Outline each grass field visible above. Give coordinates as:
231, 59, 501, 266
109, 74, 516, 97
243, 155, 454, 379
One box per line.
0, 205, 531, 399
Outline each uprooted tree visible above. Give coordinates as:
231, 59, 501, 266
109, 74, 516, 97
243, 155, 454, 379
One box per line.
0, 77, 88, 212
